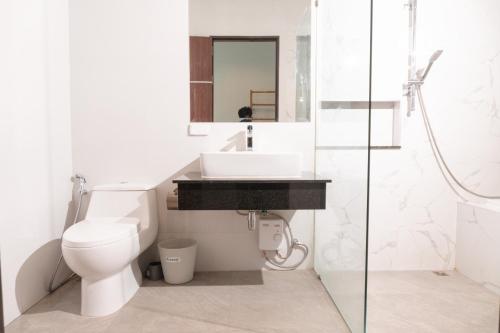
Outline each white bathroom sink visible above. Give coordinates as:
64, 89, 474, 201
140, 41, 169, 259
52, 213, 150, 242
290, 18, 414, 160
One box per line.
200, 152, 302, 179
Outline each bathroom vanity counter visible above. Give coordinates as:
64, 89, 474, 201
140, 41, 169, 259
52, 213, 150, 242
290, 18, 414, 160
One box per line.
173, 172, 331, 210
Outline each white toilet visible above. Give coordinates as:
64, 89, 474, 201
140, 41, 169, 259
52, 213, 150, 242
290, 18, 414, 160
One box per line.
62, 183, 158, 317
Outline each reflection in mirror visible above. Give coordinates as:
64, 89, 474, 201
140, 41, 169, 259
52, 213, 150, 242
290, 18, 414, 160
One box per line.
214, 38, 278, 122
189, 0, 312, 123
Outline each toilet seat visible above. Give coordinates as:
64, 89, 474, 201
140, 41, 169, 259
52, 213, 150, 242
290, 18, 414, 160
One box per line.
62, 217, 140, 248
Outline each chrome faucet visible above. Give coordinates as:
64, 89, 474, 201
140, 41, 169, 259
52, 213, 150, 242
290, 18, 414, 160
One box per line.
246, 125, 253, 151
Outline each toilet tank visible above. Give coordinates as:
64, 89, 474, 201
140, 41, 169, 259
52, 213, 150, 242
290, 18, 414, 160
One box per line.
86, 183, 158, 250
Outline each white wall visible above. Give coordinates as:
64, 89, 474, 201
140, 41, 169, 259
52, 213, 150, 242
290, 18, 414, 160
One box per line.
0, 0, 73, 325
69, 0, 316, 272
213, 41, 276, 122
190, 0, 310, 122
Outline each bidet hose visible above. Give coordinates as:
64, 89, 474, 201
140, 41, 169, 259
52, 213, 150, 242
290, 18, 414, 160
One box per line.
416, 86, 500, 200
48, 185, 87, 293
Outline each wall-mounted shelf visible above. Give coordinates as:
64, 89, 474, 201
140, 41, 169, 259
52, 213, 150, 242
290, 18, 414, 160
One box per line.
319, 100, 402, 149
316, 145, 402, 151
320, 100, 399, 110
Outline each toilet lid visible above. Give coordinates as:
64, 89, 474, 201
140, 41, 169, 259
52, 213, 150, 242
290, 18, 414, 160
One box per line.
62, 218, 140, 248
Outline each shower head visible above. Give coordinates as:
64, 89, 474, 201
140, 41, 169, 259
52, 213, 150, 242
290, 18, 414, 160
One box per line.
429, 49, 443, 62
417, 49, 444, 81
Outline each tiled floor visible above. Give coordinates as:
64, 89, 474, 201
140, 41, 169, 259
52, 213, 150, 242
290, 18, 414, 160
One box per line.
6, 270, 350, 333
367, 271, 500, 333
6, 270, 499, 333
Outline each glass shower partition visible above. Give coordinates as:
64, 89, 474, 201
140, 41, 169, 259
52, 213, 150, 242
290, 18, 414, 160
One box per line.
314, 0, 372, 332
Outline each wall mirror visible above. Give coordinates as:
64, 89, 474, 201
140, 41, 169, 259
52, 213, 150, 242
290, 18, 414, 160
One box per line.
189, 0, 313, 123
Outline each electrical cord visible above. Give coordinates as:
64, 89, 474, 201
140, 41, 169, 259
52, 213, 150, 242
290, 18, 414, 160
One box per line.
261, 212, 309, 271
235, 210, 309, 270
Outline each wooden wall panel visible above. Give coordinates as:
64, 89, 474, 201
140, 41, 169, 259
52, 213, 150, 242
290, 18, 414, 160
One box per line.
190, 36, 212, 81
190, 36, 213, 121
190, 84, 213, 122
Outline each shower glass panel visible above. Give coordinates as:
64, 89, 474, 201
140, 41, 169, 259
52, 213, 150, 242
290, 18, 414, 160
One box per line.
314, 0, 372, 332
365, 0, 500, 332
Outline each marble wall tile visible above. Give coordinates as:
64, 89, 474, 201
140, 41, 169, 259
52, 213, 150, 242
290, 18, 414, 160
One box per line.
316, 0, 500, 273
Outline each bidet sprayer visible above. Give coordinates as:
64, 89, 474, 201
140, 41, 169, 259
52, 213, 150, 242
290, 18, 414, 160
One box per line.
72, 174, 88, 194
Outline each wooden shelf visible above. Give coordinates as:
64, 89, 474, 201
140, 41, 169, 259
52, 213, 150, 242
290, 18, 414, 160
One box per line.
250, 90, 276, 121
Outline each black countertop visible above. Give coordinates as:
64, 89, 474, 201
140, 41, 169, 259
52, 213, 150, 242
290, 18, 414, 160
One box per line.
173, 172, 332, 184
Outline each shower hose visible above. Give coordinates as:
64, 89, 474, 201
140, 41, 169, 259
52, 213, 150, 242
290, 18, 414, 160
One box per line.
48, 185, 87, 293
416, 86, 500, 200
